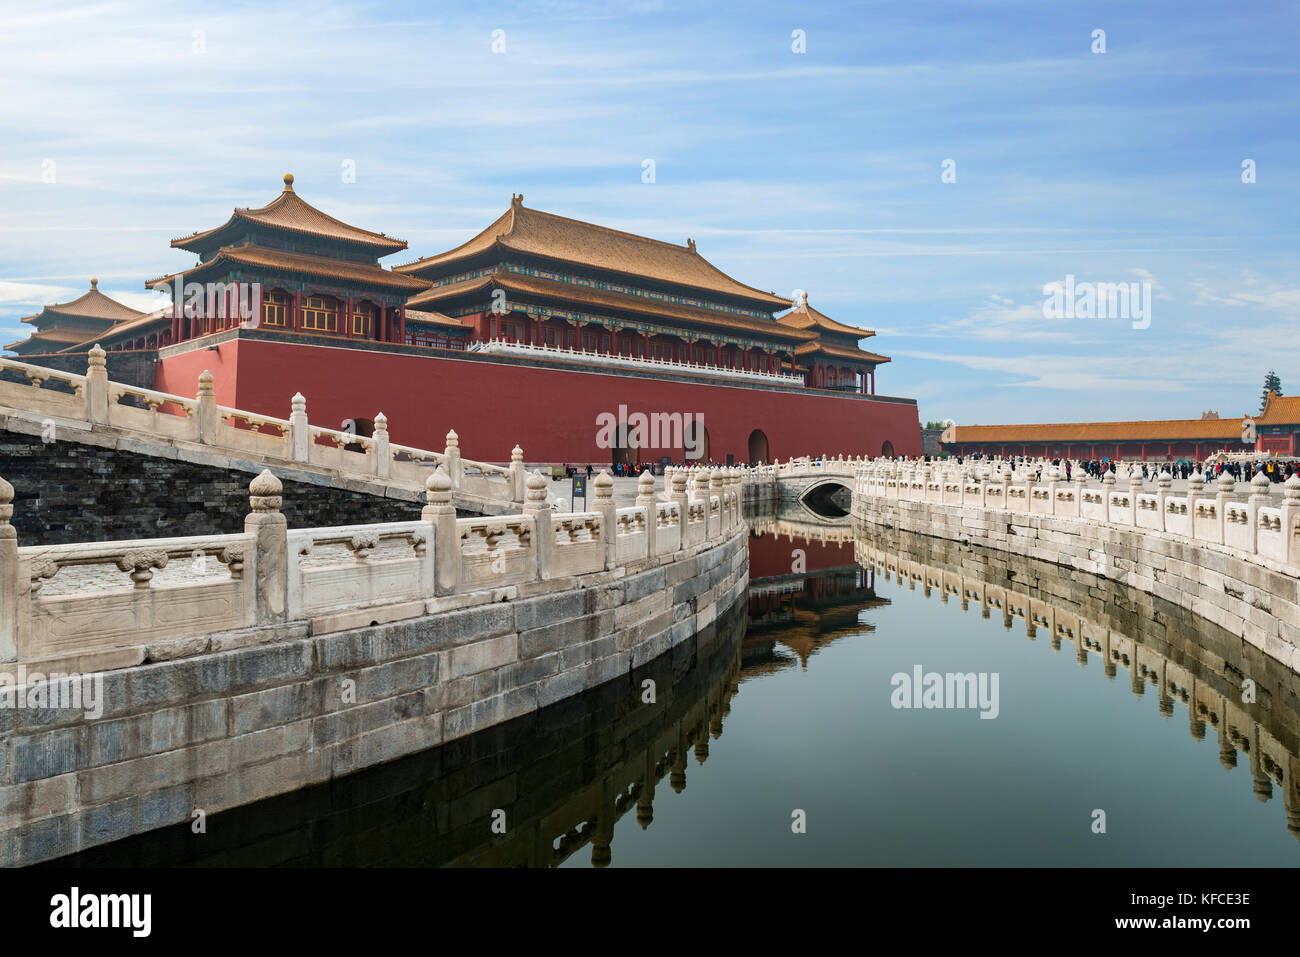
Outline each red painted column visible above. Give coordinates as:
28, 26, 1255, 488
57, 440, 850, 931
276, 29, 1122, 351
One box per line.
379, 303, 387, 342
292, 290, 301, 333
398, 305, 406, 344
345, 296, 354, 338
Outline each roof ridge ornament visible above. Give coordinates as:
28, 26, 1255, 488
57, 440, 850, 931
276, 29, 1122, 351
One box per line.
90, 278, 98, 289
511, 193, 523, 207
687, 238, 696, 251
283, 172, 295, 192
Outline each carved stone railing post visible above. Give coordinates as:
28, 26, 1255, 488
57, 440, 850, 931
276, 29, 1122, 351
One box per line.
86, 343, 108, 425
0, 475, 18, 660
422, 467, 459, 595
728, 470, 741, 529
373, 412, 390, 478
593, 470, 617, 569
1156, 470, 1171, 532
1102, 470, 1116, 524
671, 469, 691, 547
695, 468, 714, 538
1215, 470, 1235, 545
445, 429, 462, 490
509, 445, 525, 503
637, 470, 657, 557
1073, 471, 1086, 518
523, 470, 552, 580
1187, 471, 1205, 524
246, 469, 288, 624
197, 369, 218, 445
289, 392, 309, 462
1280, 474, 1300, 565
1248, 470, 1271, 554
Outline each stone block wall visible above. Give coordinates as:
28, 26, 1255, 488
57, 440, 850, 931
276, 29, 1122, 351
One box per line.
855, 495, 1300, 674
44, 599, 748, 866
0, 527, 750, 865
0, 431, 427, 545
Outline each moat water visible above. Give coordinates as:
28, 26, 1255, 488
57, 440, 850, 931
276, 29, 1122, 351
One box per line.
49, 508, 1300, 867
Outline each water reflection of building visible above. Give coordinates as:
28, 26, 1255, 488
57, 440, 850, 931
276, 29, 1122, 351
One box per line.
856, 523, 1300, 842
747, 565, 888, 672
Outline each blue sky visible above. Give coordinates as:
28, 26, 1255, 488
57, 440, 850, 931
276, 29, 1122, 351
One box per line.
1, 0, 1296, 426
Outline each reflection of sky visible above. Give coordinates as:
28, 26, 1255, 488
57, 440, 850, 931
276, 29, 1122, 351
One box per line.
3, 2, 1297, 425
565, 556, 1300, 866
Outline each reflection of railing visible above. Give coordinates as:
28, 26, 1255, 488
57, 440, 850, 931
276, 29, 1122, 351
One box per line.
0, 349, 525, 507
468, 337, 806, 387
0, 464, 746, 663
856, 530, 1300, 841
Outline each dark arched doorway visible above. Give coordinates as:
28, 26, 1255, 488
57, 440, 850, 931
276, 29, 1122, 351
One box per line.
343, 416, 375, 453
881, 440, 895, 458
684, 420, 710, 463
748, 429, 769, 464
612, 423, 638, 472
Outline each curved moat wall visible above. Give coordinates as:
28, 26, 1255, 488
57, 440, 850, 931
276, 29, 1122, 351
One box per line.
0, 528, 749, 866
852, 494, 1300, 675
44, 600, 749, 867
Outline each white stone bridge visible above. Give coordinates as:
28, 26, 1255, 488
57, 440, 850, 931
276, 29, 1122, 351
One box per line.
743, 455, 863, 514
0, 348, 527, 516
0, 355, 753, 865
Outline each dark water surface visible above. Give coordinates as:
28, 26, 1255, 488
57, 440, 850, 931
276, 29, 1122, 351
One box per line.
49, 511, 1300, 866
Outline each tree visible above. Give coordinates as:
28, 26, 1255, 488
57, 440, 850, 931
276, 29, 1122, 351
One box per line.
1261, 371, 1283, 413
923, 420, 946, 431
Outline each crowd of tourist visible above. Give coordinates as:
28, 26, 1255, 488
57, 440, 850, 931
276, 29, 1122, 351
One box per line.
912, 452, 1300, 484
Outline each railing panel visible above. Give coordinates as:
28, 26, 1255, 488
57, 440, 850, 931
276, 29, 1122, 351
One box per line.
1192, 499, 1220, 542
0, 368, 88, 420
1164, 499, 1191, 537
457, 516, 537, 589
1223, 503, 1252, 551
1257, 507, 1286, 563
287, 521, 433, 617
18, 532, 255, 657
1135, 494, 1163, 530
615, 506, 648, 562
553, 513, 604, 576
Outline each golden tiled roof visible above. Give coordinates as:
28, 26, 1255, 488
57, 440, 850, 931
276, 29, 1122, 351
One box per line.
777, 293, 874, 338
6, 328, 95, 351
1257, 391, 1300, 425
394, 196, 792, 308
148, 245, 430, 292
171, 174, 408, 255
795, 340, 891, 364
410, 271, 813, 341
21, 279, 145, 326
60, 308, 171, 350
950, 418, 1245, 444
404, 308, 465, 328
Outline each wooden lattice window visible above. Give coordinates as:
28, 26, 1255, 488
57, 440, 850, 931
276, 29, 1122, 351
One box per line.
351, 302, 373, 337
302, 296, 338, 332
262, 290, 288, 327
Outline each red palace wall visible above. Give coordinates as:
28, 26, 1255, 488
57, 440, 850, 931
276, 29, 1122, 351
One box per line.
154, 337, 921, 465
